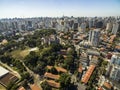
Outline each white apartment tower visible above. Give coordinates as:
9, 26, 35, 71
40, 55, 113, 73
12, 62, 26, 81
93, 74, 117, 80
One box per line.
89, 29, 100, 46
106, 23, 113, 31
112, 22, 120, 35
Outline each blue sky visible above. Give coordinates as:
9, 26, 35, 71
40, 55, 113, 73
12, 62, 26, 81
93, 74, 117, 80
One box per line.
0, 0, 120, 18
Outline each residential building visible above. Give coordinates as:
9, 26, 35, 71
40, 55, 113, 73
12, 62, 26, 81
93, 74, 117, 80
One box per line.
106, 54, 120, 82
106, 23, 113, 31
88, 29, 100, 46
112, 22, 120, 35
81, 65, 96, 84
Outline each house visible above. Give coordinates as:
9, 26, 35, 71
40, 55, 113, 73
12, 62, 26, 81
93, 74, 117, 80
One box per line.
44, 72, 60, 80
97, 87, 103, 90
18, 86, 26, 90
90, 55, 99, 65
103, 82, 113, 90
81, 65, 96, 84
79, 52, 89, 66
46, 80, 60, 88
30, 84, 41, 90
1, 39, 8, 45
46, 65, 67, 73
87, 49, 100, 56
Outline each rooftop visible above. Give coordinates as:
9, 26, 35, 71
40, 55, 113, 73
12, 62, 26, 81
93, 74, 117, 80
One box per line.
0, 72, 18, 87
18, 86, 26, 90
0, 66, 9, 78
30, 84, 41, 90
47, 66, 67, 73
81, 65, 96, 84
44, 72, 60, 80
103, 82, 112, 90
46, 80, 60, 88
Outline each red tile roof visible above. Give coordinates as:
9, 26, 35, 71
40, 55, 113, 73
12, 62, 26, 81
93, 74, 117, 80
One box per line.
30, 84, 41, 90
81, 65, 96, 84
44, 72, 60, 80
47, 66, 67, 73
46, 80, 60, 88
103, 82, 112, 89
18, 86, 26, 90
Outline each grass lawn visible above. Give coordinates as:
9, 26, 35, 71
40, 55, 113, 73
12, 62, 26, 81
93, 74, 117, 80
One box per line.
0, 84, 6, 90
11, 47, 39, 60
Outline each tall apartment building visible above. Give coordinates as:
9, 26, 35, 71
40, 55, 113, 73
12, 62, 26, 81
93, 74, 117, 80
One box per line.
106, 23, 113, 31
88, 29, 100, 46
112, 22, 120, 34
106, 54, 120, 82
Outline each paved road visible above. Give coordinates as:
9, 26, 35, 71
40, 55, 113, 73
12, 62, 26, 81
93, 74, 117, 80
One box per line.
71, 75, 77, 84
21, 60, 42, 90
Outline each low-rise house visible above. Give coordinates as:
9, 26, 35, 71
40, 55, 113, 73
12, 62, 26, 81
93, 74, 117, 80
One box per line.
0, 39, 8, 45
87, 49, 100, 56
30, 84, 41, 90
90, 55, 99, 65
46, 66, 67, 73
44, 72, 60, 80
18, 86, 26, 90
103, 82, 113, 90
46, 80, 60, 88
79, 52, 89, 66
81, 65, 96, 84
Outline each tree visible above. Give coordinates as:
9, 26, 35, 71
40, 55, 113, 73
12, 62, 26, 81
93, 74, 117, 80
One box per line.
24, 51, 38, 67
41, 81, 51, 90
7, 81, 18, 90
50, 67, 58, 74
64, 55, 74, 70
59, 73, 71, 89
21, 79, 28, 88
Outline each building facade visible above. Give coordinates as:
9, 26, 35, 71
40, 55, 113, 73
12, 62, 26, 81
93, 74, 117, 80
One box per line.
88, 29, 100, 46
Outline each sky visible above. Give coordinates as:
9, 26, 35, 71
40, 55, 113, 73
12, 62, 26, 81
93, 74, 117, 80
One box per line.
0, 0, 120, 18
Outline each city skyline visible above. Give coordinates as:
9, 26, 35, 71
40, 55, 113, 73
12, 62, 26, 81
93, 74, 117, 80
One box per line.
0, 0, 120, 18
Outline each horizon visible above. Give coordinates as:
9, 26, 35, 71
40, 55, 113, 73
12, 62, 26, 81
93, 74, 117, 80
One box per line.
0, 0, 120, 18
0, 16, 120, 20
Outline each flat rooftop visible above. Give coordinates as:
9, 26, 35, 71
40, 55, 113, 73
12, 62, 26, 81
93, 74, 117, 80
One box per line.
0, 66, 9, 78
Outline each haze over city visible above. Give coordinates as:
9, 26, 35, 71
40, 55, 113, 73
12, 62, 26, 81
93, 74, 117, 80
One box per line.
0, 0, 120, 18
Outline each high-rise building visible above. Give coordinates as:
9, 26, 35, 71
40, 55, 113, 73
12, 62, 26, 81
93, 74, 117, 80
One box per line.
112, 22, 120, 34
73, 23, 78, 31
96, 20, 103, 28
106, 23, 113, 31
106, 54, 120, 82
79, 22, 86, 33
88, 29, 100, 46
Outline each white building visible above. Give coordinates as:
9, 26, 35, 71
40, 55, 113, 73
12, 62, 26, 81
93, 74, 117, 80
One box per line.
107, 54, 120, 82
79, 23, 86, 33
88, 29, 100, 46
0, 66, 9, 78
112, 23, 120, 35
106, 23, 113, 31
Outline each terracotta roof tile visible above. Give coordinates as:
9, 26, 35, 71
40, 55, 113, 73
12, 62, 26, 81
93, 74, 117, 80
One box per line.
103, 82, 112, 89
46, 80, 60, 88
44, 72, 60, 80
47, 66, 67, 73
30, 84, 41, 90
81, 65, 96, 84
18, 86, 26, 90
